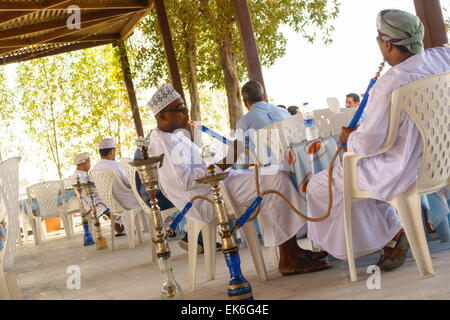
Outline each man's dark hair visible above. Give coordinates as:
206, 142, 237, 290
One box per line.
241, 80, 265, 104
393, 44, 411, 53
99, 148, 114, 157
287, 106, 299, 115
346, 93, 360, 103
278, 105, 286, 109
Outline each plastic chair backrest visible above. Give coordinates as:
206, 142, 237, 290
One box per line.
26, 180, 65, 219
90, 169, 127, 213
256, 113, 306, 166
0, 157, 20, 272
120, 158, 151, 213
313, 108, 333, 137
390, 72, 450, 194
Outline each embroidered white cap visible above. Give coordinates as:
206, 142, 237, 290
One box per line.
147, 83, 181, 116
73, 152, 90, 165
98, 138, 116, 150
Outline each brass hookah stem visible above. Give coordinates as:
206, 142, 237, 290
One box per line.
149, 186, 170, 257
207, 167, 236, 253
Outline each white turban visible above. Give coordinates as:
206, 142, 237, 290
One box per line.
147, 83, 181, 116
74, 152, 90, 165
98, 138, 116, 150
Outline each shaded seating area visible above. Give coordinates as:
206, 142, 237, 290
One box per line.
0, 0, 449, 303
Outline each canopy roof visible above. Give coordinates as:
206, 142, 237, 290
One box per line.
0, 0, 153, 65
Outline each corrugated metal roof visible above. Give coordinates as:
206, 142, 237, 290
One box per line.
0, 0, 153, 64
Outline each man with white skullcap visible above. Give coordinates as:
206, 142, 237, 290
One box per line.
145, 83, 330, 276
307, 9, 449, 271
91, 138, 146, 236
72, 152, 109, 221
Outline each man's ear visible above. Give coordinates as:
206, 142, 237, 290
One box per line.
385, 41, 394, 53
263, 93, 268, 103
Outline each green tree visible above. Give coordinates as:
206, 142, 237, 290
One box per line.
16, 44, 152, 179
130, 0, 340, 129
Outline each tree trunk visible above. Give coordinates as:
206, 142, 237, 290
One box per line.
219, 25, 243, 130
185, 37, 201, 122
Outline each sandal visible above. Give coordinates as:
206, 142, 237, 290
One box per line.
281, 258, 331, 276
377, 229, 410, 271
301, 248, 328, 261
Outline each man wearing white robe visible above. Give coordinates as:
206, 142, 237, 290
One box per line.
307, 9, 450, 270
72, 152, 108, 216
91, 139, 148, 235
145, 83, 330, 275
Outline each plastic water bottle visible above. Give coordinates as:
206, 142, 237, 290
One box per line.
303, 102, 319, 141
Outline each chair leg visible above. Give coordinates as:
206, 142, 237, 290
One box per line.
110, 215, 115, 251
257, 216, 279, 268
390, 187, 434, 278
135, 212, 144, 244
125, 213, 135, 249
40, 220, 47, 241
343, 179, 357, 282
188, 219, 202, 292
60, 214, 71, 240
202, 221, 217, 282
30, 217, 40, 245
2, 271, 22, 300
240, 221, 268, 281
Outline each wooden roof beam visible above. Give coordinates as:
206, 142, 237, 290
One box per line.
0, 0, 72, 27
0, 13, 132, 56
0, 40, 111, 65
0, 8, 141, 41
0, 0, 148, 11
0, 33, 121, 48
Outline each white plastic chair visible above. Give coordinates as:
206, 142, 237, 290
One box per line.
120, 158, 178, 262
62, 178, 79, 234
0, 157, 22, 299
186, 216, 218, 292
90, 169, 143, 250
343, 72, 450, 282
26, 180, 73, 244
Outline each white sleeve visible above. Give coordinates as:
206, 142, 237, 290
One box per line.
156, 133, 209, 192
347, 82, 392, 156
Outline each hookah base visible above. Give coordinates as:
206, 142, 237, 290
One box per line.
83, 240, 95, 246
83, 233, 95, 246
228, 280, 254, 300
95, 237, 108, 250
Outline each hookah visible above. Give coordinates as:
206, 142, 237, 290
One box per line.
131, 137, 183, 300
72, 175, 95, 246
81, 172, 108, 250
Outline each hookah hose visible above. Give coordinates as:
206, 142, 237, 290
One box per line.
174, 61, 386, 233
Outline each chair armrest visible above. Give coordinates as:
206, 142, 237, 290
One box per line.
342, 151, 380, 200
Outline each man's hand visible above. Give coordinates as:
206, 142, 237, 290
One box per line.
339, 126, 358, 151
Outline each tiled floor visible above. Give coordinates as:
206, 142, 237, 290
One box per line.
13, 223, 450, 300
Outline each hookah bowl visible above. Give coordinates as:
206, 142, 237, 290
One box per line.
72, 178, 95, 246
82, 180, 108, 250
131, 153, 183, 299
195, 165, 254, 300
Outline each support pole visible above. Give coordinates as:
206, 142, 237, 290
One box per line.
154, 0, 186, 101
232, 0, 266, 92
414, 0, 448, 49
116, 40, 144, 138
